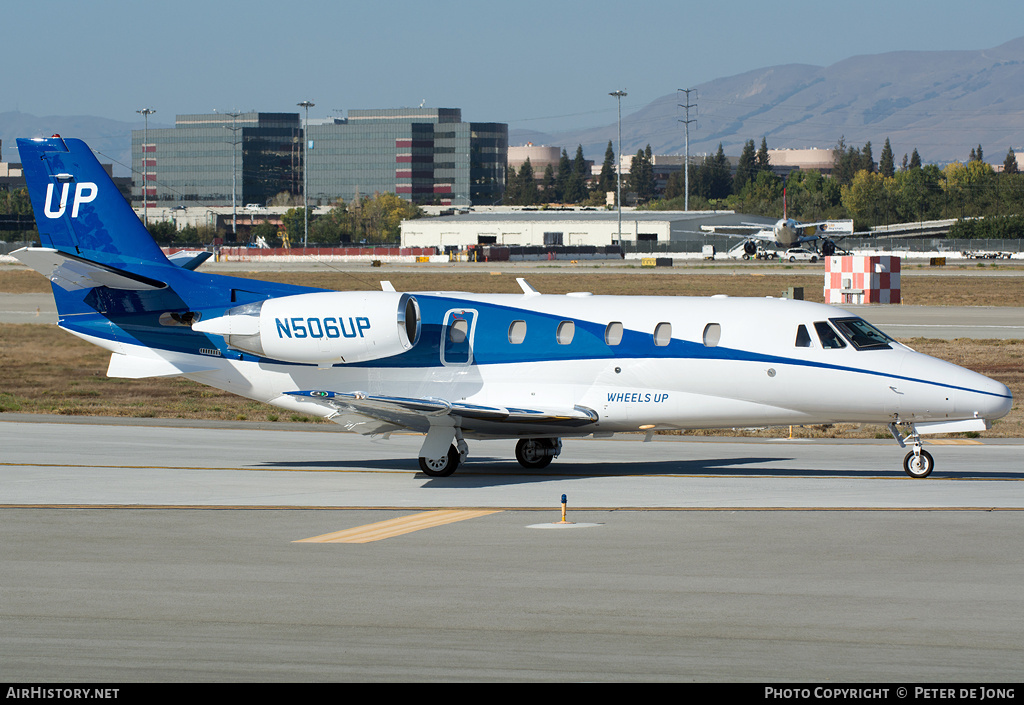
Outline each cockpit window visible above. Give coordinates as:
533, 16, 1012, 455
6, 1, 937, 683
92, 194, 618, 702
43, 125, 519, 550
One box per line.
795, 324, 812, 347
814, 321, 846, 349
830, 317, 893, 350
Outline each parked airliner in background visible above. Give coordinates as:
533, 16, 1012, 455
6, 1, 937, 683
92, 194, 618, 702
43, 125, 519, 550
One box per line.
701, 192, 855, 257
13, 136, 1012, 478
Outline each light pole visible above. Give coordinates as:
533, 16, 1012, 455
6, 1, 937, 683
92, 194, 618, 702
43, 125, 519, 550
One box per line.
297, 100, 315, 248
609, 90, 626, 243
136, 107, 156, 226
224, 112, 242, 240
678, 89, 696, 211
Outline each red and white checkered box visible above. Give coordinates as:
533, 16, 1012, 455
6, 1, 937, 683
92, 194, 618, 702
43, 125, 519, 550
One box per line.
825, 256, 901, 304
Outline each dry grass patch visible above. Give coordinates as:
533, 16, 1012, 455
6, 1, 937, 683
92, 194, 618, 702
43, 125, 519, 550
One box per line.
5, 263, 1024, 305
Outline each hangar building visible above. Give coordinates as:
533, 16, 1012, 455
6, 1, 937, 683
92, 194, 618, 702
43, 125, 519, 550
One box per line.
400, 209, 767, 249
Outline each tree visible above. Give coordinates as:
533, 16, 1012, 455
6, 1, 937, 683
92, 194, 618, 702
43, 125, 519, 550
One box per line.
756, 137, 771, 172
251, 220, 283, 247
841, 171, 888, 228
909, 148, 922, 170
627, 145, 655, 203
664, 170, 685, 201
942, 159, 996, 218
308, 200, 350, 244
734, 140, 756, 193
280, 207, 308, 245
541, 164, 557, 203
1004, 148, 1019, 175
861, 141, 875, 174
554, 148, 572, 202
360, 192, 422, 243
596, 141, 616, 195
879, 138, 895, 178
515, 158, 539, 205
692, 143, 732, 201
503, 164, 519, 204
146, 220, 178, 245
562, 145, 588, 203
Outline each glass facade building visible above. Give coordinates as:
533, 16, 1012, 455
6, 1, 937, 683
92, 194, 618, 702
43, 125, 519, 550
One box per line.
131, 113, 301, 209
305, 108, 507, 207
131, 108, 507, 213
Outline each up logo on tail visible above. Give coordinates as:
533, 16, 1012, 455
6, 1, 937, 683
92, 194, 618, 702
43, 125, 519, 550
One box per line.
43, 181, 98, 219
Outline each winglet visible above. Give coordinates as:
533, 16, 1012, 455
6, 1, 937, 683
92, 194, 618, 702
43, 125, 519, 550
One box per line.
517, 278, 540, 295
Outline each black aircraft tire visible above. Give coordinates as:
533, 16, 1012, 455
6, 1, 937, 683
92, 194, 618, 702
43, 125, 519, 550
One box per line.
515, 438, 555, 469
419, 445, 461, 477
903, 449, 934, 479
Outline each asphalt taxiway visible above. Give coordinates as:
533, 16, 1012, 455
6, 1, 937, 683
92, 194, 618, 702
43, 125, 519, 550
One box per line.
2, 417, 1023, 681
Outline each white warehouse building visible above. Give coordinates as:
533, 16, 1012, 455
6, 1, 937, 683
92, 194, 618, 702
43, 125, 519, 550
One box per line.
400, 209, 753, 249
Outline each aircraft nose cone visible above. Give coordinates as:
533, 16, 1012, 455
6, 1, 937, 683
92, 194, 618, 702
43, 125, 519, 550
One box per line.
969, 376, 1013, 421
950, 364, 1012, 422
901, 351, 1012, 422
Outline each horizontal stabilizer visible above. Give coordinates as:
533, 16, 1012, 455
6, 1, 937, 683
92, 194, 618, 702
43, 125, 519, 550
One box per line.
107, 353, 220, 379
12, 247, 166, 292
167, 250, 213, 270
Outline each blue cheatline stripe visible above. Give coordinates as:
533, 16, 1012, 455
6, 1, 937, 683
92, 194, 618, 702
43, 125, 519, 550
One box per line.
56, 293, 1008, 402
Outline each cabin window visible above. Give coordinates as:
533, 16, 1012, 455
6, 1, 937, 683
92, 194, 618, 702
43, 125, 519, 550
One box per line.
605, 321, 623, 346
449, 318, 469, 344
814, 321, 846, 349
508, 320, 526, 344
830, 317, 892, 350
795, 324, 812, 347
653, 322, 672, 347
556, 320, 575, 345
702, 323, 721, 347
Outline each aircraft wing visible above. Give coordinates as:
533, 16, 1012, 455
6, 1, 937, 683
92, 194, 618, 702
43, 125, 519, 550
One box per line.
284, 389, 599, 435
699, 225, 776, 243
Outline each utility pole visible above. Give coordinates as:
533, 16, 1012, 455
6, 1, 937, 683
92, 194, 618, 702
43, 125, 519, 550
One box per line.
677, 89, 697, 211
297, 100, 315, 248
609, 90, 626, 243
224, 112, 242, 241
136, 108, 156, 226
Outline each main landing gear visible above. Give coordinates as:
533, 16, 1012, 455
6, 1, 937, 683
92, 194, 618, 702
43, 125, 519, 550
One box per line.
515, 438, 562, 469
417, 437, 563, 477
889, 422, 935, 479
418, 445, 462, 477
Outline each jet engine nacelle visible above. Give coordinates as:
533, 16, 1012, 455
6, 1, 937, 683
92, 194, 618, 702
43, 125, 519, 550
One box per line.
193, 291, 420, 364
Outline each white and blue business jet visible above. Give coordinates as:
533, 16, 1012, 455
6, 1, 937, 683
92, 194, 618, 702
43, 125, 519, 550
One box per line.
13, 136, 1012, 478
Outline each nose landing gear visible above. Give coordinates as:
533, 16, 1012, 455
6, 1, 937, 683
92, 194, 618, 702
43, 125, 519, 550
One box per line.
888, 422, 934, 478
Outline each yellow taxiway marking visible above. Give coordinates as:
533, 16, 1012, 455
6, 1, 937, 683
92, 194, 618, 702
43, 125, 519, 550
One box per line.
927, 439, 984, 445
294, 509, 503, 544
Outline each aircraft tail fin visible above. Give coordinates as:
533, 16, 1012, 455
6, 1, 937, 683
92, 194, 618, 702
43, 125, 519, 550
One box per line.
17, 136, 171, 270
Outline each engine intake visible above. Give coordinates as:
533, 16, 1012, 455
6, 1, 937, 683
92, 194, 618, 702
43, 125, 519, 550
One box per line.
193, 291, 420, 364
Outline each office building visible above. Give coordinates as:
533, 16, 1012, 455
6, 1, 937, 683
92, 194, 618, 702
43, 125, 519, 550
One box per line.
131, 112, 301, 210
305, 108, 507, 207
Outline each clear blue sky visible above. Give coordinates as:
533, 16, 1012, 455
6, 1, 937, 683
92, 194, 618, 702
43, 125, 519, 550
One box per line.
5, 0, 1023, 137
